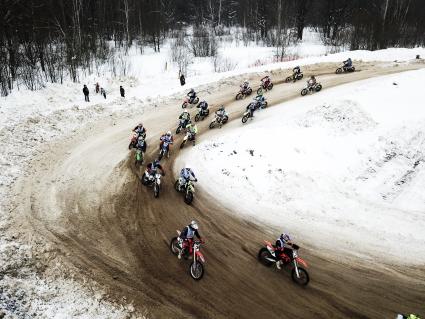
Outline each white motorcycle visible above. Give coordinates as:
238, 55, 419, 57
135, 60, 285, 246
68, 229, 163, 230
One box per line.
141, 170, 162, 198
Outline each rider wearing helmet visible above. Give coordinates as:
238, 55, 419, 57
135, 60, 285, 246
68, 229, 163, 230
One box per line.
179, 109, 191, 129
197, 100, 209, 115
145, 159, 165, 180
187, 88, 197, 103
133, 123, 147, 138
216, 106, 227, 123
274, 233, 294, 269
343, 57, 352, 68
241, 79, 250, 91
179, 167, 197, 188
185, 122, 198, 145
136, 135, 147, 152
307, 75, 317, 89
178, 220, 203, 259
159, 130, 174, 153
292, 66, 302, 82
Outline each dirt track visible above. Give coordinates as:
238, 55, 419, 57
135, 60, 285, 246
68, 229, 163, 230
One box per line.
14, 61, 425, 318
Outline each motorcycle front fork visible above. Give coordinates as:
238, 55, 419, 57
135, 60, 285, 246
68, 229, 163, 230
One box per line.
293, 260, 300, 278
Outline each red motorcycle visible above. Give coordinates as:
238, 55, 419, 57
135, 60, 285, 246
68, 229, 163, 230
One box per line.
170, 231, 206, 280
257, 77, 273, 94
258, 240, 309, 286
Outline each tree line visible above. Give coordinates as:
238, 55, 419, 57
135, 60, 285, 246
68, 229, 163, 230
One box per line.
1, 0, 424, 96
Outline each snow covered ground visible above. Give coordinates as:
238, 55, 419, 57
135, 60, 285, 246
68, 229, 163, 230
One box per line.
1, 34, 424, 317
178, 69, 425, 265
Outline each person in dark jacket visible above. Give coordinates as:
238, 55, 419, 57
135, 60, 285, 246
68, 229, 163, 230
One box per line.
100, 87, 106, 99
83, 85, 90, 102
120, 85, 125, 97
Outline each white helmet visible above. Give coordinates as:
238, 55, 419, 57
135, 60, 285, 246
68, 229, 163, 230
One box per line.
167, 130, 171, 136
190, 220, 198, 230
183, 109, 188, 113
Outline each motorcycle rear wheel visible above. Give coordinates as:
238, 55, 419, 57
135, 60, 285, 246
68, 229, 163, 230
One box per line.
291, 267, 310, 286
154, 183, 160, 198
189, 261, 204, 280
258, 248, 274, 267
170, 237, 180, 255
209, 121, 215, 129
315, 84, 322, 92
184, 191, 194, 205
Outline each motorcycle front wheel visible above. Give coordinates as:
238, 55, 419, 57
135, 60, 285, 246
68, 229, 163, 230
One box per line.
285, 76, 292, 83
268, 83, 274, 90
242, 114, 249, 123
189, 261, 204, 280
256, 87, 262, 95
258, 248, 274, 267
194, 114, 200, 122
291, 267, 310, 286
154, 183, 160, 198
335, 68, 343, 74
301, 88, 308, 96
236, 93, 243, 100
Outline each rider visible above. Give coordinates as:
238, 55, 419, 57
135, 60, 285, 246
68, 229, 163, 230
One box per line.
159, 131, 174, 154
187, 88, 197, 103
254, 90, 266, 109
247, 101, 257, 118
343, 57, 352, 68
307, 75, 317, 90
274, 233, 294, 269
179, 109, 191, 129
215, 106, 227, 124
185, 122, 198, 145
178, 220, 203, 259
179, 167, 197, 189
144, 159, 165, 180
136, 135, 147, 152
261, 75, 271, 88
241, 79, 250, 92
292, 66, 302, 81
197, 100, 209, 116
133, 123, 147, 138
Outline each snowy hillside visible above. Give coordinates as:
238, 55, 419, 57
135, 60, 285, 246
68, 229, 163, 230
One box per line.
178, 69, 425, 265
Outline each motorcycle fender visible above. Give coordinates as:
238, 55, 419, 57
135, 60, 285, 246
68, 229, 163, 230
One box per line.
196, 251, 205, 263
296, 257, 308, 268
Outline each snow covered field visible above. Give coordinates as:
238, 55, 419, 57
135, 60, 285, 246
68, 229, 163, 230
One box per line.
178, 69, 425, 265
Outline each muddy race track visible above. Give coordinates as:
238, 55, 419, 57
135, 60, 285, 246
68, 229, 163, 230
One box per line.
13, 61, 425, 318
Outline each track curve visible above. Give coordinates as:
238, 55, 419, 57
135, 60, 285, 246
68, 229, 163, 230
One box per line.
15, 61, 425, 318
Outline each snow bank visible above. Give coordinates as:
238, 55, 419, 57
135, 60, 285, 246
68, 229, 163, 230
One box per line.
178, 69, 425, 265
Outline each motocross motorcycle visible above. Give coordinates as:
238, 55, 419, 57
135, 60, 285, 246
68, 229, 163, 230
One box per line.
257, 78, 273, 94
301, 82, 322, 96
141, 169, 163, 198
174, 179, 196, 204
180, 131, 196, 149
258, 241, 309, 286
236, 86, 253, 100
134, 148, 144, 167
285, 72, 304, 83
128, 132, 138, 149
170, 231, 205, 280
209, 113, 229, 129
176, 119, 190, 134
335, 64, 355, 74
158, 140, 172, 160
194, 108, 209, 122
182, 95, 200, 108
